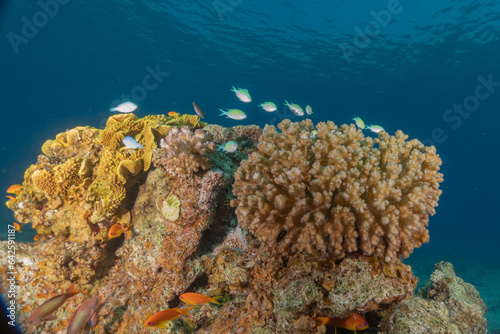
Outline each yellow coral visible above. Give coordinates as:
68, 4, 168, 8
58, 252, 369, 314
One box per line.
165, 113, 207, 129
117, 159, 143, 183
231, 119, 443, 263
41, 126, 101, 158
156, 194, 181, 221
31, 169, 56, 196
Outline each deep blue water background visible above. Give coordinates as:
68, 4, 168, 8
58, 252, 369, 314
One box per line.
1, 0, 499, 300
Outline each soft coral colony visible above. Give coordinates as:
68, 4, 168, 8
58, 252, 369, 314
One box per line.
2, 114, 488, 333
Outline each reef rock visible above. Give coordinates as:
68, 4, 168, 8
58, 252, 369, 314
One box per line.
0, 118, 484, 334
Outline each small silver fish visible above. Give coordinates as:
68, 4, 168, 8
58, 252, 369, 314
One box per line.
305, 105, 313, 115
218, 141, 238, 153
122, 136, 144, 149
110, 102, 138, 113
259, 102, 277, 112
218, 108, 247, 120
231, 86, 251, 103
366, 125, 385, 133
284, 101, 304, 116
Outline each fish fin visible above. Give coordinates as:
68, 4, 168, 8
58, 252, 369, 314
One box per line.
231, 86, 236, 91
41, 314, 57, 322
65, 282, 80, 297
218, 109, 226, 116
179, 306, 195, 316
209, 296, 224, 305
109, 108, 115, 112
90, 311, 98, 328
284, 100, 289, 105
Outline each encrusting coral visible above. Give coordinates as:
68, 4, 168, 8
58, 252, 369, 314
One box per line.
153, 126, 216, 178
231, 119, 443, 262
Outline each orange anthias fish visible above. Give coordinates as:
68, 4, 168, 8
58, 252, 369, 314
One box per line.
179, 292, 222, 306
192, 101, 205, 119
143, 307, 194, 329
33, 234, 47, 241
67, 295, 102, 334
25, 282, 81, 328
13, 222, 22, 233
108, 224, 124, 239
6, 196, 15, 202
6, 184, 23, 194
316, 314, 369, 334
168, 111, 178, 117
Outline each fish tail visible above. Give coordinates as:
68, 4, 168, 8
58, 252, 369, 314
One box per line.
218, 109, 227, 116
284, 100, 289, 105
231, 86, 236, 91
209, 296, 224, 305
65, 282, 81, 298
179, 306, 196, 316
217, 145, 223, 151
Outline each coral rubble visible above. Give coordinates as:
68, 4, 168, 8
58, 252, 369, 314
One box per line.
231, 119, 443, 263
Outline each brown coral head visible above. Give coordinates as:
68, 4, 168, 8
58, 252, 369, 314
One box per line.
232, 119, 443, 263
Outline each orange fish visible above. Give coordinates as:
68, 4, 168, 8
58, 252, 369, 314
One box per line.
168, 111, 178, 117
34, 234, 43, 241
6, 195, 15, 202
316, 314, 369, 333
179, 292, 222, 306
67, 295, 102, 334
25, 282, 80, 328
6, 184, 23, 194
192, 101, 205, 119
13, 222, 22, 233
108, 224, 124, 238
143, 307, 194, 329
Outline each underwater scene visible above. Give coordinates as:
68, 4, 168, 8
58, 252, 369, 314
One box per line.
0, 0, 499, 333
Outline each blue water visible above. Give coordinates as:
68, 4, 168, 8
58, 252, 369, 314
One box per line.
1, 0, 499, 327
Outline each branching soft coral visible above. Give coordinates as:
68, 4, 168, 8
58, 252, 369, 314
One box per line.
153, 126, 215, 178
231, 119, 443, 262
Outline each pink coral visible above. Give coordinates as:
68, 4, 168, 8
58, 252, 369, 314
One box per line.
153, 126, 215, 178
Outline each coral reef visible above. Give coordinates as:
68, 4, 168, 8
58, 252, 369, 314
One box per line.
418, 261, 488, 333
380, 297, 460, 334
153, 126, 216, 178
1, 119, 468, 334
231, 119, 443, 263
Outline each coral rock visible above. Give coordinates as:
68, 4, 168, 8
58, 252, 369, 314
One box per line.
380, 297, 460, 334
418, 261, 487, 333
